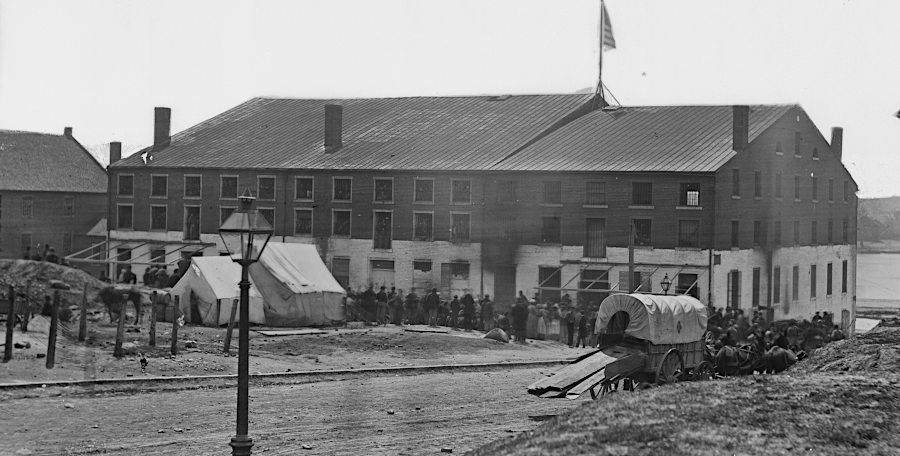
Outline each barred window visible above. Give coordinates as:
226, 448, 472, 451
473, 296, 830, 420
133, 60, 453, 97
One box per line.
374, 211, 392, 249
451, 213, 470, 241
414, 179, 434, 203
258, 176, 276, 200
542, 181, 562, 204
679, 183, 700, 206
63, 196, 74, 218
451, 263, 470, 279
62, 232, 73, 254
413, 212, 433, 240
333, 178, 352, 201
374, 178, 393, 202
678, 220, 700, 248
257, 208, 274, 228
541, 217, 560, 243
633, 219, 652, 246
151, 175, 168, 197
585, 181, 607, 205
220, 206, 236, 225
118, 175, 134, 196
184, 206, 201, 241
731, 220, 740, 248
498, 181, 517, 203
451, 180, 471, 203
221, 176, 238, 199
332, 210, 351, 236
150, 206, 167, 231
294, 209, 312, 235
185, 175, 201, 198
632, 182, 653, 206
117, 204, 133, 230
22, 196, 33, 218
295, 177, 313, 201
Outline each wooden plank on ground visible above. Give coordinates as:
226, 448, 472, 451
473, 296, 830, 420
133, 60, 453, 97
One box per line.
528, 350, 616, 393
565, 368, 608, 399
404, 326, 450, 334
255, 329, 327, 336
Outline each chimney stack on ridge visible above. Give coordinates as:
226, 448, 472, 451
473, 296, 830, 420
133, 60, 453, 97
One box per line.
732, 105, 750, 151
63, 127, 73, 138
109, 141, 122, 165
153, 107, 171, 151
324, 104, 343, 153
831, 127, 843, 161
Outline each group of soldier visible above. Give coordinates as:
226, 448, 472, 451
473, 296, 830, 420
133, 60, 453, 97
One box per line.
345, 285, 489, 331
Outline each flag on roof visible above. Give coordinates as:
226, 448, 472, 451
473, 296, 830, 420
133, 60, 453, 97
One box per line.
600, 1, 616, 50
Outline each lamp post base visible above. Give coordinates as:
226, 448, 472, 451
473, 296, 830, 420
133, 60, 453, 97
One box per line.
230, 435, 253, 455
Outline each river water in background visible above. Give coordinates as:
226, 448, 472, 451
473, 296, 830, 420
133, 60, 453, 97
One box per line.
857, 253, 900, 308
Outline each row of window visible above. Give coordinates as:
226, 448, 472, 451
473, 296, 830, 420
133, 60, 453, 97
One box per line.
774, 132, 825, 160
2, 195, 76, 219
732, 169, 851, 203
19, 232, 74, 254
727, 261, 849, 309
730, 218, 851, 248
117, 174, 474, 205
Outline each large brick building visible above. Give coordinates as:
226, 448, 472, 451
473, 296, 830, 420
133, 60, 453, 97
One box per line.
105, 96, 858, 331
0, 128, 108, 274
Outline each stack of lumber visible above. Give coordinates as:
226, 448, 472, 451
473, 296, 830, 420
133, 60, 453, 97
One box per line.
527, 345, 646, 399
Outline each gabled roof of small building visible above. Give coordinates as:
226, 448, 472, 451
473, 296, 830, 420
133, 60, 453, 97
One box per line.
112, 95, 596, 171
490, 104, 796, 173
0, 130, 108, 193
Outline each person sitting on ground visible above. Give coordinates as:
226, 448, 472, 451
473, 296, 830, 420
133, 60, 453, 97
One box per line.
43, 248, 59, 264
497, 311, 511, 335
830, 325, 844, 341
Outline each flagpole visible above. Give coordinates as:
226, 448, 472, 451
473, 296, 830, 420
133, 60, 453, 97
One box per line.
595, 0, 605, 109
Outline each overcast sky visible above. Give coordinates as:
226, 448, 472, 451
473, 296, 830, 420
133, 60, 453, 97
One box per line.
1, 0, 898, 197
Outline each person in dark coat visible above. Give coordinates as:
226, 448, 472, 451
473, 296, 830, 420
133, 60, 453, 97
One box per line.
449, 295, 461, 329
511, 300, 528, 342
121, 265, 137, 284
577, 312, 589, 348
155, 265, 170, 288
424, 288, 441, 326
167, 271, 181, 288
462, 293, 476, 331
376, 286, 389, 325
362, 285, 377, 323
404, 289, 419, 325
481, 295, 495, 332
565, 307, 577, 347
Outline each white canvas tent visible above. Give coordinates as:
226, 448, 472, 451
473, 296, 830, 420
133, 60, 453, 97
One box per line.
248, 243, 345, 326
170, 256, 267, 326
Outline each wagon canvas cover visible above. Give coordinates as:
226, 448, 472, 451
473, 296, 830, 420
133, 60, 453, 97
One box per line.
595, 293, 707, 344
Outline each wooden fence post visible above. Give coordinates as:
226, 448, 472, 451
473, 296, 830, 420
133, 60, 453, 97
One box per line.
149, 291, 157, 347
170, 295, 179, 357
113, 294, 127, 358
22, 281, 31, 332
78, 287, 88, 342
46, 291, 60, 369
3, 285, 15, 363
224, 298, 239, 354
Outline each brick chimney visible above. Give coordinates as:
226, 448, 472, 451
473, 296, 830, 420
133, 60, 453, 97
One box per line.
153, 107, 171, 151
324, 104, 343, 153
63, 127, 73, 138
109, 141, 122, 165
732, 105, 750, 151
831, 127, 843, 161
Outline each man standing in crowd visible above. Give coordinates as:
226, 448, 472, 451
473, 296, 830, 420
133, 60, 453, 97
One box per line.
462, 292, 476, 331
155, 265, 169, 289
391, 288, 404, 325
511, 297, 528, 343
121, 265, 137, 284
405, 288, 419, 325
449, 295, 461, 330
424, 288, 440, 327
376, 286, 389, 325
362, 284, 377, 323
481, 295, 495, 332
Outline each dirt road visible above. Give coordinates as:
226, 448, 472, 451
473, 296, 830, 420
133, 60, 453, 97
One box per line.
4, 366, 583, 455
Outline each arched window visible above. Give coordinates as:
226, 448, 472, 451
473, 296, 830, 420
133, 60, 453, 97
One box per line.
775, 141, 783, 154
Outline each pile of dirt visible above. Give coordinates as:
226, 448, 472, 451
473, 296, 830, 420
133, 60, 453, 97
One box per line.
790, 326, 900, 374
0, 259, 109, 310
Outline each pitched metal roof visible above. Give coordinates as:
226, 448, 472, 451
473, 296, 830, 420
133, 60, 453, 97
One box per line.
112, 95, 595, 171
490, 105, 795, 173
0, 130, 108, 193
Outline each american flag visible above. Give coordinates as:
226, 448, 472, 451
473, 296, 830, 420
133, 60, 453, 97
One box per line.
600, 1, 616, 51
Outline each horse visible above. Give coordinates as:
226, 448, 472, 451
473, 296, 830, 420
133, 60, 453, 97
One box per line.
97, 286, 144, 325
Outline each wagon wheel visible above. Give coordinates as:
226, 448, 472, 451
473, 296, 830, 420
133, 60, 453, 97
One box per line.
691, 360, 714, 381
655, 349, 685, 386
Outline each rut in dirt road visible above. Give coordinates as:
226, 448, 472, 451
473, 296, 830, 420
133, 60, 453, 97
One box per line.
5, 366, 583, 456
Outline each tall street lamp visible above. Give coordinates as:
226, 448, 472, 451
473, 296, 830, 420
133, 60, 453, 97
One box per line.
660, 274, 672, 296
219, 188, 273, 456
